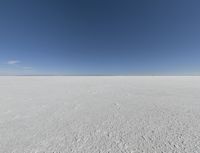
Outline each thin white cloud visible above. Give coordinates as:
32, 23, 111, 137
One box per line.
23, 66, 32, 70
7, 60, 20, 65
5, 60, 34, 75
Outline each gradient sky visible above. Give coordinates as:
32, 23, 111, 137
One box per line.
0, 0, 200, 75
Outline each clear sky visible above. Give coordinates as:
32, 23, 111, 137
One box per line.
0, 0, 200, 75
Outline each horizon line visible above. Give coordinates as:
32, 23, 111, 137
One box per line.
0, 74, 200, 77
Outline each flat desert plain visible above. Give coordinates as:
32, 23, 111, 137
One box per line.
0, 76, 200, 153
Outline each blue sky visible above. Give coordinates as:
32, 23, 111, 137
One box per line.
0, 0, 200, 75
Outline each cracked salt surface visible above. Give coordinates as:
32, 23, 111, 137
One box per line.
0, 76, 200, 153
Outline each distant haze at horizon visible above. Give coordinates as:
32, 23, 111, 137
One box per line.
0, 0, 200, 75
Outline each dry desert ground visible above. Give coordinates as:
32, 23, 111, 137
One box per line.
0, 76, 200, 153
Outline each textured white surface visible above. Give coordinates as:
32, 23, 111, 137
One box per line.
0, 76, 200, 153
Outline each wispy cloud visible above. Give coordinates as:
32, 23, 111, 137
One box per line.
0, 59, 36, 75
6, 60, 33, 71
23, 66, 32, 70
7, 60, 21, 65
